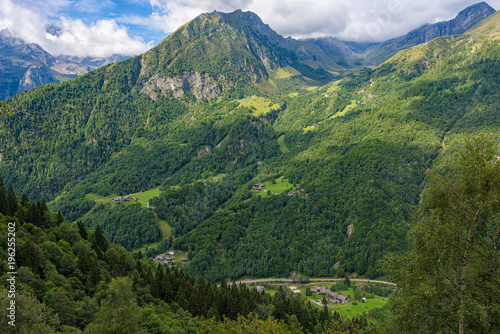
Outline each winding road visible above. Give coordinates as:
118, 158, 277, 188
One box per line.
226, 278, 396, 286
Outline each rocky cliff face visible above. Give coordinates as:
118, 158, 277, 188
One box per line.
0, 29, 57, 99
355, 2, 496, 66
141, 71, 226, 100
136, 10, 335, 100
406, 2, 496, 44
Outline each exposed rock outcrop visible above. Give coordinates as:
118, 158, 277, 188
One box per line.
141, 71, 225, 100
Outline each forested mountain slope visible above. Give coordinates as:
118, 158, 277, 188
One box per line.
1, 9, 500, 283
0, 178, 368, 333
173, 10, 500, 280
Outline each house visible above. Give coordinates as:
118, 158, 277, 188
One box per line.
122, 195, 134, 202
181, 258, 188, 263
310, 285, 350, 304
111, 195, 135, 203
153, 254, 168, 262
288, 286, 301, 294
252, 182, 264, 191
256, 286, 265, 293
167, 251, 175, 256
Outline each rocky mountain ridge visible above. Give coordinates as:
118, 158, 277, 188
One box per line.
0, 29, 129, 99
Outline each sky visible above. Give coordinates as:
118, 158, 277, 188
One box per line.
0, 0, 498, 58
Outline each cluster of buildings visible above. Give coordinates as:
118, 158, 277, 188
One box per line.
252, 182, 264, 191
111, 195, 135, 203
153, 251, 189, 265
310, 286, 350, 304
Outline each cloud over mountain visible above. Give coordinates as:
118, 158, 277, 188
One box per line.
132, 0, 498, 41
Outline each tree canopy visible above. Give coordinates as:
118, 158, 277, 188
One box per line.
382, 136, 500, 333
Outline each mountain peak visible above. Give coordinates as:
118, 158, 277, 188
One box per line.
458, 2, 495, 17
406, 2, 496, 43
0, 29, 23, 46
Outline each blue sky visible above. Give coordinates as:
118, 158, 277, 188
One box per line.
0, 0, 498, 58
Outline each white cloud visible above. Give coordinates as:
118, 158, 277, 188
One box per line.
1, 0, 499, 59
126, 0, 500, 42
0, 0, 151, 57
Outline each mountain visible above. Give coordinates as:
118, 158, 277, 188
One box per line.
0, 29, 57, 99
138, 9, 333, 100
355, 1, 496, 65
1, 7, 500, 284
0, 29, 130, 100
297, 1, 496, 70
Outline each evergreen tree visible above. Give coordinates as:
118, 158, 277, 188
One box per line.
151, 264, 165, 300
21, 192, 29, 207
320, 305, 330, 324
40, 196, 48, 212
0, 174, 7, 215
94, 225, 108, 252
77, 221, 88, 240
56, 210, 64, 225
91, 239, 105, 261
6, 184, 18, 215
344, 277, 351, 287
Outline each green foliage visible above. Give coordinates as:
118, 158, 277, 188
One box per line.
84, 203, 162, 251
85, 277, 141, 334
0, 178, 364, 333
0, 101, 13, 117
381, 136, 500, 333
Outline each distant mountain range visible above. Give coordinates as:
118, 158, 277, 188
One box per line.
351, 1, 496, 66
0, 29, 129, 99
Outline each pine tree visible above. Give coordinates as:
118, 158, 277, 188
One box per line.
40, 196, 48, 212
6, 185, 18, 215
0, 174, 7, 215
20, 193, 29, 207
94, 225, 108, 252
320, 304, 330, 324
77, 221, 87, 240
56, 211, 64, 225
151, 264, 165, 300
91, 239, 105, 261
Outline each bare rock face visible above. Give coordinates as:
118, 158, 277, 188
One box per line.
141, 71, 225, 100
406, 2, 496, 44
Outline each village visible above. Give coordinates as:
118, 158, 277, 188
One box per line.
240, 279, 391, 319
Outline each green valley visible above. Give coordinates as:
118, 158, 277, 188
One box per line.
1, 5, 500, 332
